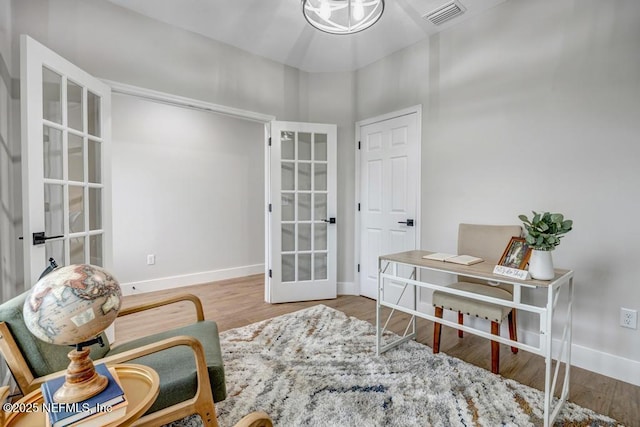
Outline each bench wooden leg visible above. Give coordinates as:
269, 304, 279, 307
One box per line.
508, 309, 518, 354
491, 321, 500, 374
433, 307, 443, 354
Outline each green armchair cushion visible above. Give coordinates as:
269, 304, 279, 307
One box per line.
0, 292, 110, 379
106, 320, 226, 414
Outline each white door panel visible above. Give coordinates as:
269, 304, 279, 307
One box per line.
21, 35, 112, 286
358, 111, 420, 306
268, 121, 337, 303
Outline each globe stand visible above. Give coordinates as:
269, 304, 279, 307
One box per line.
54, 336, 108, 404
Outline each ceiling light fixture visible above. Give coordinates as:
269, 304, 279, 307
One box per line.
302, 0, 385, 35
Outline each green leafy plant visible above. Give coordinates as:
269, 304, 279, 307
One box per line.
518, 211, 573, 251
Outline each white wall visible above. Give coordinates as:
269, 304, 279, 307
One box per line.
8, 0, 301, 120
0, 0, 21, 301
302, 72, 357, 291
0, 57, 12, 300
8, 0, 639, 382
0, 0, 11, 71
357, 0, 640, 381
0, 0, 19, 386
111, 94, 265, 292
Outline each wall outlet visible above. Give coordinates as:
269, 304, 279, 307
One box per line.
620, 308, 637, 329
147, 254, 155, 265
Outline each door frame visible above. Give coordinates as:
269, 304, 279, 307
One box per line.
91, 80, 277, 300
354, 105, 422, 296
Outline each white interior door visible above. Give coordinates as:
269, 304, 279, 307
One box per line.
267, 121, 337, 303
358, 111, 420, 303
21, 35, 112, 286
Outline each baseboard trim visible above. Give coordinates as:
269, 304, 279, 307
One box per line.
394, 302, 640, 387
572, 342, 640, 386
120, 264, 265, 296
518, 329, 640, 387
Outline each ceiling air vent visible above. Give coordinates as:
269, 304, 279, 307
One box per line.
423, 1, 466, 25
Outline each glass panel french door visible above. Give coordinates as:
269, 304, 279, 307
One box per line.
21, 35, 112, 286
268, 122, 336, 303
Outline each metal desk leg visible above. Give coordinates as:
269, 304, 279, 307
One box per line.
565, 277, 573, 396
376, 257, 382, 355
543, 284, 554, 427
543, 278, 573, 427
412, 266, 417, 338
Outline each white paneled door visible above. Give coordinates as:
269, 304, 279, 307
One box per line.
358, 111, 420, 304
267, 122, 337, 303
21, 35, 112, 286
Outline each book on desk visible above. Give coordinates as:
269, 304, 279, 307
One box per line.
422, 253, 484, 266
41, 363, 128, 427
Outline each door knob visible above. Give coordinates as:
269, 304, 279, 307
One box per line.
20, 232, 64, 246
322, 218, 336, 224
398, 219, 414, 227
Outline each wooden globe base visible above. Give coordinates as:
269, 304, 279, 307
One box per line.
53, 347, 108, 403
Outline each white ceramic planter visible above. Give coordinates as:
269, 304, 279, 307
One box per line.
529, 249, 555, 280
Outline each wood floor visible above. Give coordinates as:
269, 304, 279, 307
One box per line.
115, 274, 639, 427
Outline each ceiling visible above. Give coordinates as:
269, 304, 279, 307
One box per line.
106, 0, 507, 73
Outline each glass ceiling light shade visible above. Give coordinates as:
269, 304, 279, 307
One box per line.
302, 0, 385, 35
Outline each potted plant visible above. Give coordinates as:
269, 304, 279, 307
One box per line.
518, 211, 573, 280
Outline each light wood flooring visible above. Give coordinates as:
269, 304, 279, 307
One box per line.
115, 274, 639, 427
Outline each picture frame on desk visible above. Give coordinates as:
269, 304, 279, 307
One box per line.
498, 237, 531, 270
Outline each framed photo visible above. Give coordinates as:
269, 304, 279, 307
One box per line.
498, 237, 532, 270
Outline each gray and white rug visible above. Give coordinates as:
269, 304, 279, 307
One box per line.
172, 305, 622, 426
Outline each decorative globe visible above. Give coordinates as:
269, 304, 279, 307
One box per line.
23, 264, 122, 345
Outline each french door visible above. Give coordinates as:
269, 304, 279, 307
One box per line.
358, 110, 420, 304
267, 122, 337, 303
21, 35, 112, 286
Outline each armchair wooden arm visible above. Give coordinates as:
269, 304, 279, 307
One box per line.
103, 335, 215, 427
0, 322, 36, 394
118, 293, 205, 322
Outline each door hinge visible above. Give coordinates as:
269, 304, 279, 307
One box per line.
357, 264, 360, 273
358, 140, 361, 150
269, 269, 272, 278
268, 203, 272, 212
268, 137, 272, 146
357, 203, 360, 211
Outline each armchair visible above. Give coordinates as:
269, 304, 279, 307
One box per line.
0, 292, 229, 426
432, 224, 522, 374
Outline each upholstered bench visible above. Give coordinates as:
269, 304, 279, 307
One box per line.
431, 224, 521, 375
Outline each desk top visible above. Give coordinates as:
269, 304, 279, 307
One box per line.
380, 250, 572, 288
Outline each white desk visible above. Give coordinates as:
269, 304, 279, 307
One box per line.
376, 250, 574, 427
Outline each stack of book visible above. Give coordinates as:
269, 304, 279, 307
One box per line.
41, 364, 128, 427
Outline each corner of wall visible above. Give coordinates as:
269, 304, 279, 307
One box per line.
0, 46, 23, 302
338, 281, 358, 296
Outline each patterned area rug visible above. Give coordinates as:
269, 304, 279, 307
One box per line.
170, 305, 622, 427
